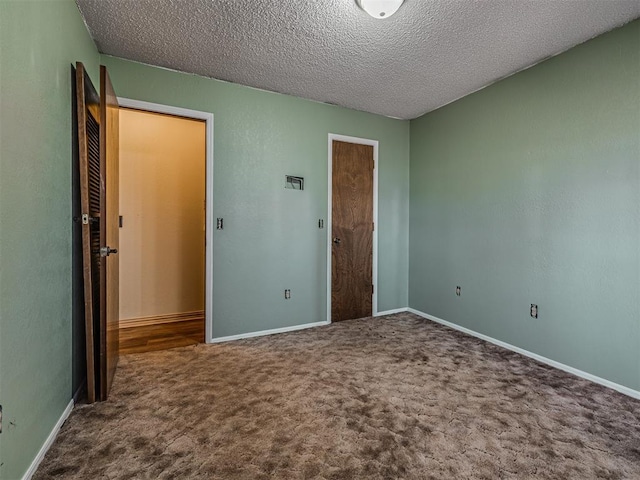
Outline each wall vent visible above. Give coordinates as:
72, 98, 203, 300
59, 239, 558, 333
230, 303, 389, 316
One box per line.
285, 175, 304, 190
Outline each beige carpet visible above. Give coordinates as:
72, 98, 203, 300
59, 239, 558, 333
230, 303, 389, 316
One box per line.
35, 313, 640, 479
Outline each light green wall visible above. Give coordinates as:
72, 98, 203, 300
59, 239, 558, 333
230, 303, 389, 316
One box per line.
3, 1, 635, 477
102, 56, 410, 339
409, 20, 640, 391
0, 3, 408, 474
0, 0, 100, 478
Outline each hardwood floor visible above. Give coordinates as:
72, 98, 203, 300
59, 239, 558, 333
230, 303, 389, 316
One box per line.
119, 319, 204, 355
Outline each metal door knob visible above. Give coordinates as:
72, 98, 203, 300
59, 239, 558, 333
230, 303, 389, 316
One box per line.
333, 237, 341, 245
100, 246, 118, 257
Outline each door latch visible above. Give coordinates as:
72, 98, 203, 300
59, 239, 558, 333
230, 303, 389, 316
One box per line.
100, 246, 118, 257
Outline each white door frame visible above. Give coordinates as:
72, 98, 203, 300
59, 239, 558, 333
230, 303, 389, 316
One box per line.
327, 133, 379, 324
117, 98, 214, 343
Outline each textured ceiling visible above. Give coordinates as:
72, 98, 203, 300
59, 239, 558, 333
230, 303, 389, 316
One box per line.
76, 0, 640, 119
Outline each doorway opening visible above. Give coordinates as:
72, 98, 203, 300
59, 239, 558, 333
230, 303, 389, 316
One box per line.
117, 100, 214, 353
327, 134, 379, 323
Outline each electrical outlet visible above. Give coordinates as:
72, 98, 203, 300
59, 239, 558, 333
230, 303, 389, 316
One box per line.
455, 286, 461, 296
530, 304, 538, 319
284, 289, 291, 299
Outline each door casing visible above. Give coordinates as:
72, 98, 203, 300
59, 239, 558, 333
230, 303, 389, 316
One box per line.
117, 98, 215, 343
327, 133, 379, 323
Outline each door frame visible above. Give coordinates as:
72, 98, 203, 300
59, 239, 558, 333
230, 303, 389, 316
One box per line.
117, 97, 214, 343
327, 133, 379, 324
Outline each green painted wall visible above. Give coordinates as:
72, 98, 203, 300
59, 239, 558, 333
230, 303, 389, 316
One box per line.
5, 1, 635, 476
102, 56, 410, 339
0, 1, 100, 478
409, 20, 640, 391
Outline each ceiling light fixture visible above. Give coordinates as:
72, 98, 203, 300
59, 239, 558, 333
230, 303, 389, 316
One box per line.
357, 0, 405, 19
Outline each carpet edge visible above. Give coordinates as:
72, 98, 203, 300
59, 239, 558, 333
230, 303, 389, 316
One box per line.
210, 320, 331, 343
407, 308, 640, 400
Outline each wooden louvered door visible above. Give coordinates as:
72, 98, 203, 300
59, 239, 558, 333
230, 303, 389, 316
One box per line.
76, 62, 101, 403
75, 63, 120, 402
331, 140, 374, 322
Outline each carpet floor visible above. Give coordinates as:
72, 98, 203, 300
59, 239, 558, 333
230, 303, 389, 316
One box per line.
35, 313, 640, 479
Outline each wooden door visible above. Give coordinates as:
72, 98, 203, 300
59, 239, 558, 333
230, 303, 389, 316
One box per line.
331, 140, 374, 322
75, 62, 100, 403
99, 65, 120, 400
75, 63, 119, 402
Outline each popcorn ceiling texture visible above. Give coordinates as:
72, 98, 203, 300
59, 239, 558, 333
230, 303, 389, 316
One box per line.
76, 0, 640, 119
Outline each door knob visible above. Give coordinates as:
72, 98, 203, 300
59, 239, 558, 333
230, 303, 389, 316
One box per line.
333, 237, 341, 245
100, 246, 118, 257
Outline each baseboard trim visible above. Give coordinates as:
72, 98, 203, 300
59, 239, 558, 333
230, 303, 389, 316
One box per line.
22, 399, 74, 480
375, 307, 409, 317
120, 310, 205, 329
210, 320, 331, 344
407, 308, 640, 400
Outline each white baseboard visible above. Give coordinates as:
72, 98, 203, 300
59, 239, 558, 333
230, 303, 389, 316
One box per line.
375, 307, 409, 316
210, 320, 331, 344
22, 399, 74, 480
407, 308, 640, 400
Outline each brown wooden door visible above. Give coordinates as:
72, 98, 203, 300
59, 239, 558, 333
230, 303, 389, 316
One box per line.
331, 140, 374, 322
75, 62, 100, 403
75, 63, 119, 402
99, 65, 120, 400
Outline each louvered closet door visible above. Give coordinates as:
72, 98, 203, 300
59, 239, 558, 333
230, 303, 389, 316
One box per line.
75, 62, 120, 402
76, 62, 101, 403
